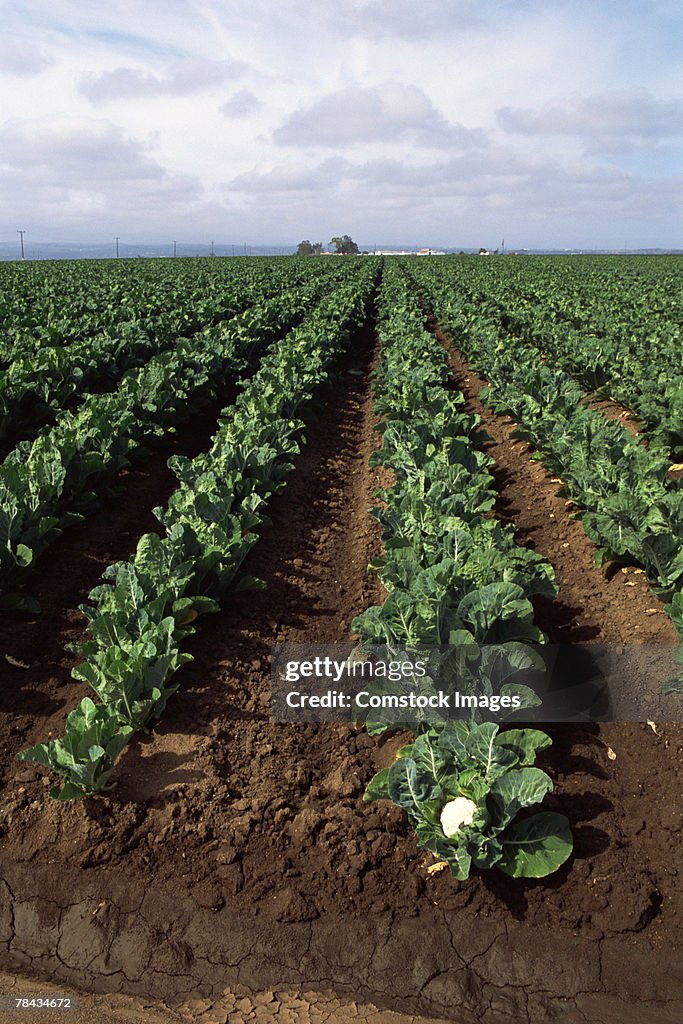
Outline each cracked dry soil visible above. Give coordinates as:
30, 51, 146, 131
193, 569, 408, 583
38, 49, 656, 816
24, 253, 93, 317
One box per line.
0, 312, 682, 1023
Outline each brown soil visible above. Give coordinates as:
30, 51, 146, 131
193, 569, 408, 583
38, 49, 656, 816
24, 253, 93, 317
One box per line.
581, 394, 641, 440
0, 970, 450, 1024
581, 393, 683, 481
441, 345, 678, 647
1, 312, 682, 1023
0, 393, 241, 777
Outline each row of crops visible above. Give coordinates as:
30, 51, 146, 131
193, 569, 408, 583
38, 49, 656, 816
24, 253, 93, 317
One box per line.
406, 257, 683, 682
420, 256, 683, 454
353, 263, 572, 879
0, 259, 303, 451
0, 260, 349, 612
4, 253, 681, 883
17, 259, 377, 796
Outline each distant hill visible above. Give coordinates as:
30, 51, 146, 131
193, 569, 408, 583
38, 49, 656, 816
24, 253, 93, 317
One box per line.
1, 241, 681, 261
0, 241, 297, 261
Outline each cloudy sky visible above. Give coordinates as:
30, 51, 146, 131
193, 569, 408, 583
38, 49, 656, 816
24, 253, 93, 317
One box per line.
1, 0, 681, 249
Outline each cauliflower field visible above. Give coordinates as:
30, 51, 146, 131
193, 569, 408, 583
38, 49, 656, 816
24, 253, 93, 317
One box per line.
1, 254, 681, 1024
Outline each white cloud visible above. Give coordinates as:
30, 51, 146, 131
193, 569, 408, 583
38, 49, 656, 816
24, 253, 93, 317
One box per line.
498, 90, 683, 153
223, 148, 682, 248
0, 40, 54, 77
220, 90, 261, 118
0, 117, 167, 184
0, 116, 212, 238
329, 0, 487, 39
80, 58, 248, 103
226, 159, 341, 194
0, 1, 681, 247
273, 83, 487, 149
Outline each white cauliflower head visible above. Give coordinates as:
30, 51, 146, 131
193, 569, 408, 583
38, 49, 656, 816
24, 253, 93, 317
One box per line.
440, 797, 478, 838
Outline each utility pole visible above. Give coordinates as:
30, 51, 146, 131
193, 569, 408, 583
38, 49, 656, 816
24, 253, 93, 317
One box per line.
115, 236, 120, 258
17, 230, 25, 259
173, 240, 177, 257
210, 239, 215, 257
243, 241, 247, 256
231, 244, 235, 258
501, 238, 505, 255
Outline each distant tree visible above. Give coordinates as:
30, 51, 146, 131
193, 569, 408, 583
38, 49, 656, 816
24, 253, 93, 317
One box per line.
330, 234, 359, 255
296, 239, 319, 256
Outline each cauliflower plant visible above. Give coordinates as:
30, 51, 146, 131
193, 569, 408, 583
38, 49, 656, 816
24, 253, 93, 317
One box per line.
440, 796, 478, 838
